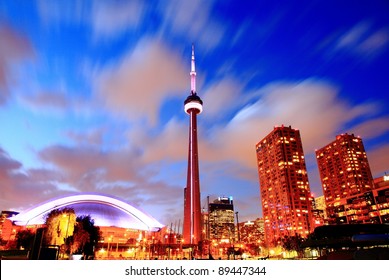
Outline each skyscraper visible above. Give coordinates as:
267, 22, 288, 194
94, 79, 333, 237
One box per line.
316, 133, 375, 224
256, 125, 313, 246
183, 45, 203, 245
208, 197, 235, 243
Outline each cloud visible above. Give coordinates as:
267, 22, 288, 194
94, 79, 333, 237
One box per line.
37, 0, 86, 26
348, 116, 389, 140
0, 147, 63, 211
91, 0, 145, 39
17, 90, 93, 116
19, 91, 69, 110
37, 143, 184, 225
199, 80, 377, 171
157, 0, 225, 50
65, 127, 105, 147
0, 143, 181, 224
368, 144, 389, 176
131, 118, 188, 163
201, 78, 244, 119
334, 21, 389, 59
37, 0, 144, 39
95, 39, 188, 125
38, 144, 143, 185
0, 24, 34, 104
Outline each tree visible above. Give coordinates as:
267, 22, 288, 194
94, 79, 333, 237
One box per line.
44, 207, 76, 246
280, 234, 306, 258
43, 209, 101, 259
15, 229, 35, 250
71, 215, 101, 259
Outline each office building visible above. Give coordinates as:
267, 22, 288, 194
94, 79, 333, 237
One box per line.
208, 197, 235, 243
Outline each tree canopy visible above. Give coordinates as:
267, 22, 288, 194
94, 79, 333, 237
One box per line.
43, 208, 101, 259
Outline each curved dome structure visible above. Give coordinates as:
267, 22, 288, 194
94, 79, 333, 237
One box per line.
9, 194, 163, 231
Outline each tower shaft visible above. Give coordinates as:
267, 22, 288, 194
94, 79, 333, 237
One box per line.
183, 109, 202, 245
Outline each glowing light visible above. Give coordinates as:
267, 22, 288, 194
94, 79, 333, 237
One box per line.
9, 193, 164, 231
184, 102, 203, 114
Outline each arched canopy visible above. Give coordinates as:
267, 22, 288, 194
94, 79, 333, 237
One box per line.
9, 194, 163, 231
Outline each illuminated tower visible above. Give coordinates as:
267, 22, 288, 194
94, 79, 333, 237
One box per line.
183, 45, 203, 245
256, 125, 314, 246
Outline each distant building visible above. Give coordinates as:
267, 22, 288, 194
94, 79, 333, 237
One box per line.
316, 133, 375, 224
256, 125, 314, 246
312, 196, 326, 226
238, 218, 265, 245
370, 174, 389, 223
208, 197, 235, 243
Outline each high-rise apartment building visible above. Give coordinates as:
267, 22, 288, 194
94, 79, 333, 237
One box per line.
256, 125, 313, 246
208, 197, 235, 243
316, 133, 375, 224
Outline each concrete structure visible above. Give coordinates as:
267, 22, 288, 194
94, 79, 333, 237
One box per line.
183, 45, 203, 245
9, 193, 163, 231
256, 125, 314, 246
316, 133, 375, 224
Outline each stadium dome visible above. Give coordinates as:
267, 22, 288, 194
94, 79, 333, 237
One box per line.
9, 193, 163, 231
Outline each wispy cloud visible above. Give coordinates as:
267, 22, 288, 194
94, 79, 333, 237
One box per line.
0, 147, 62, 210
95, 39, 187, 125
0, 24, 34, 104
91, 0, 145, 39
197, 79, 379, 177
368, 144, 389, 176
157, 0, 225, 50
333, 21, 389, 59
348, 116, 389, 140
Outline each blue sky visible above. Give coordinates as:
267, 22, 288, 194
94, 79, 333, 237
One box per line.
0, 0, 388, 226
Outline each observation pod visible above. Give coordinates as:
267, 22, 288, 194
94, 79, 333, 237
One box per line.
184, 94, 203, 114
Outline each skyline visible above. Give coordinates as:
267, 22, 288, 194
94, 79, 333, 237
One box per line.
1, 0, 389, 226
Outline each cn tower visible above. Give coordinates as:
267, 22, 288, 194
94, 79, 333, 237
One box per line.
183, 45, 203, 245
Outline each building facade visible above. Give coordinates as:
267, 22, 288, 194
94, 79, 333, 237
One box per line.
256, 125, 314, 246
370, 175, 389, 223
316, 133, 375, 224
208, 197, 235, 243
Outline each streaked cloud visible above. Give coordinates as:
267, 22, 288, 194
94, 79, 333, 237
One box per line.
348, 116, 389, 140
334, 21, 389, 59
368, 144, 389, 176
91, 0, 145, 39
95, 39, 188, 125
1, 1, 388, 225
201, 79, 244, 119
0, 24, 34, 104
157, 0, 225, 50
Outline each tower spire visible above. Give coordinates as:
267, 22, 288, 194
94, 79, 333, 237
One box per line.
190, 44, 196, 95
